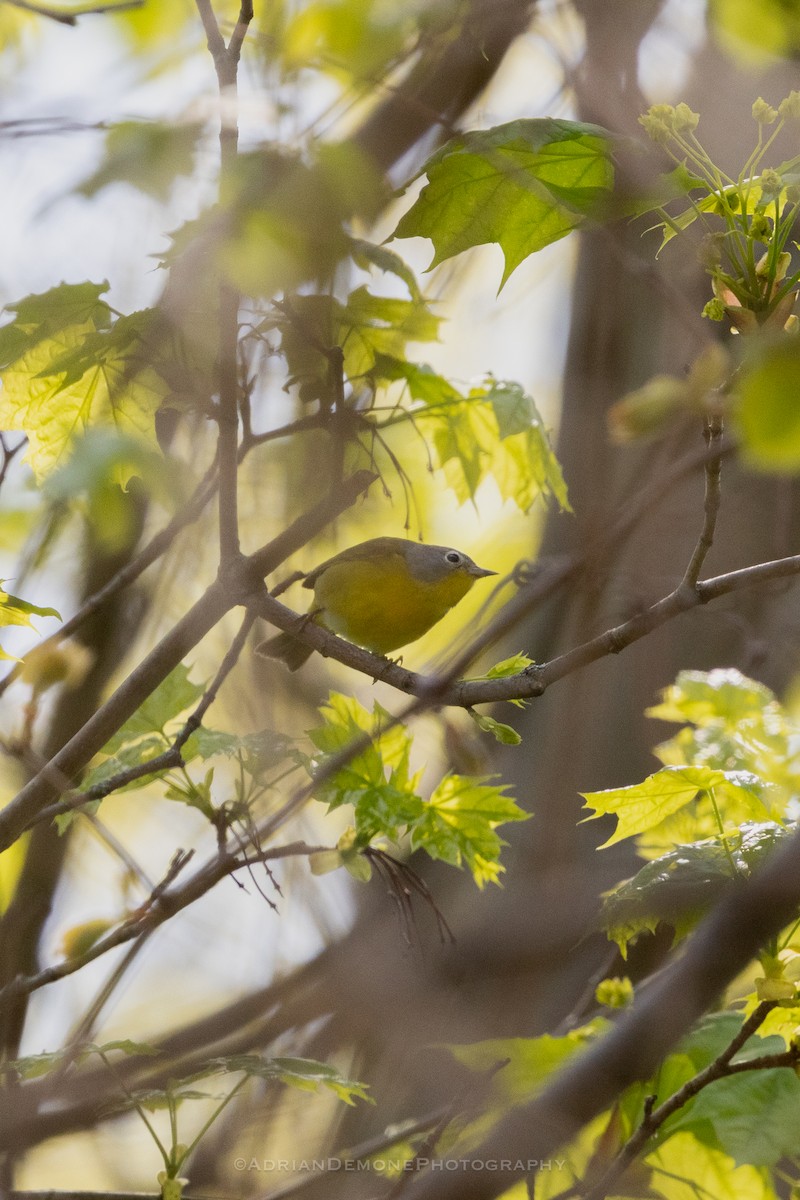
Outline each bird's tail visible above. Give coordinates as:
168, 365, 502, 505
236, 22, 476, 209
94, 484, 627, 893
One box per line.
256, 631, 314, 672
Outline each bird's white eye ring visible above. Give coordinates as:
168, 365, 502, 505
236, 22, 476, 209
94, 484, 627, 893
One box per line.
445, 550, 462, 564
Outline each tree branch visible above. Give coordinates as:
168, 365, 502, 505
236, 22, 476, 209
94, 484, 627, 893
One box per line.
405, 820, 800, 1200
0, 470, 376, 855
681, 414, 725, 589
0, 841, 328, 1016
195, 0, 254, 564
24, 607, 258, 834
0, 460, 220, 703
583, 1000, 789, 1200
252, 550, 800, 708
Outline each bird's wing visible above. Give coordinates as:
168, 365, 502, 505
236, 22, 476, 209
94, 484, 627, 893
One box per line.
302, 538, 406, 588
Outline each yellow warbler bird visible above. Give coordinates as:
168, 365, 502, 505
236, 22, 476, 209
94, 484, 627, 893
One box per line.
258, 536, 496, 671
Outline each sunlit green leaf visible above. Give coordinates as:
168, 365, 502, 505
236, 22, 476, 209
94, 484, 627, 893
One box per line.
81, 735, 167, 793
410, 774, 529, 888
647, 669, 777, 728
182, 727, 241, 762
482, 653, 536, 678
0, 282, 111, 367
104, 663, 206, 752
468, 709, 522, 745
370, 355, 461, 405
351, 238, 423, 300
601, 821, 790, 954
414, 377, 569, 512
1, 1037, 159, 1081
308, 693, 526, 885
261, 285, 440, 404
393, 119, 614, 286
202, 1053, 371, 1106
0, 585, 59, 629
447, 1022, 606, 1105
582, 765, 743, 847
664, 1058, 800, 1167
0, 302, 167, 482
645, 1131, 775, 1200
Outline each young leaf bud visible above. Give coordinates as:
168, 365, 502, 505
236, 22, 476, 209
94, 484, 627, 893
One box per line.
752, 97, 778, 124
702, 299, 726, 321
759, 168, 783, 197
779, 91, 800, 121
608, 376, 689, 443
673, 102, 700, 133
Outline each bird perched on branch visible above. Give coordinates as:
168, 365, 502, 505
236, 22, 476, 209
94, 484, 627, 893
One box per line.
258, 536, 496, 670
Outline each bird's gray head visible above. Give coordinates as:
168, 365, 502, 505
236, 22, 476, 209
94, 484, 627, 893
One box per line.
405, 543, 497, 583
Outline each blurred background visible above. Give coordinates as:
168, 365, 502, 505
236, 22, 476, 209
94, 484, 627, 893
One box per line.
1, 0, 800, 1194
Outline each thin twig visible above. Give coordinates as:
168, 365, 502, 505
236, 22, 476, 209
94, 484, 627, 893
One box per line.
194, 0, 253, 566
0, 402, 336, 705
60, 930, 155, 1053
195, 0, 225, 61
583, 1001, 789, 1200
681, 415, 725, 588
0, 459, 220, 703
228, 0, 254, 63
217, 279, 242, 565
0, 841, 328, 1011
83, 813, 156, 893
25, 606, 257, 834
0, 471, 377, 854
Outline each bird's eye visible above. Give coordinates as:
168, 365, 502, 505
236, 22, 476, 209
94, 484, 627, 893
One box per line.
445, 550, 462, 565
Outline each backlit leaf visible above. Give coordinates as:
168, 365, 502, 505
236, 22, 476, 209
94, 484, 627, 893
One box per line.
393, 119, 614, 286
582, 765, 741, 847
601, 821, 790, 953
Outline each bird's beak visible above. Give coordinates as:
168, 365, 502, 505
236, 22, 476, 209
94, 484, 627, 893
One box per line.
470, 565, 497, 578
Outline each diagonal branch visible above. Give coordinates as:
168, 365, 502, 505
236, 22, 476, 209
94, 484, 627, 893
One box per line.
251, 549, 800, 708
405, 821, 800, 1200
583, 1000, 790, 1200
0, 470, 376, 856
25, 607, 258, 834
0, 840, 329, 1016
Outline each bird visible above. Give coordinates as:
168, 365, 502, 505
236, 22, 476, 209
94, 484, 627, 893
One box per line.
258, 536, 496, 670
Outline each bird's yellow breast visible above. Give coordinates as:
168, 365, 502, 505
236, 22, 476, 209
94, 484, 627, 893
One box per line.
313, 553, 475, 655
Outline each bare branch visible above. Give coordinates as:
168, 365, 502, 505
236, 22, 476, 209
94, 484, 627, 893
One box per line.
25, 608, 257, 834
0, 460, 220, 704
681, 414, 725, 589
0, 841, 328, 1014
2, 0, 144, 23
194, 0, 225, 62
228, 0, 254, 64
252, 548, 800, 708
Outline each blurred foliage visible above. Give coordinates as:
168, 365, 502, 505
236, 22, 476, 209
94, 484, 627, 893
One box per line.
7, 4, 800, 1198
709, 0, 800, 61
